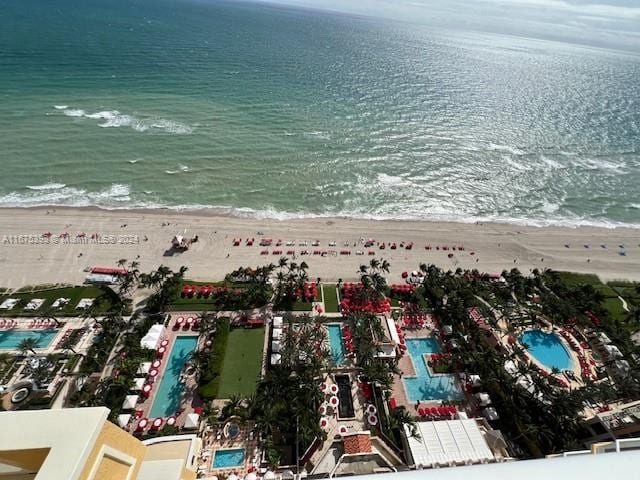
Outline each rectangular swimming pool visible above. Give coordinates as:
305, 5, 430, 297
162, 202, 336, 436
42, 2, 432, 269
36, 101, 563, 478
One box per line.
0, 329, 58, 350
212, 448, 246, 469
149, 335, 198, 418
402, 337, 463, 402
327, 324, 346, 366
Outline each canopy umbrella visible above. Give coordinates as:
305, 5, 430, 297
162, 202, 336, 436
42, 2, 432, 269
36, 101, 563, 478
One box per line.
368, 414, 378, 426
329, 384, 339, 394
149, 368, 159, 378
151, 418, 164, 429
338, 425, 348, 434
319, 417, 329, 429
142, 384, 152, 397
167, 416, 177, 426
176, 316, 185, 324
152, 360, 162, 369
319, 404, 327, 415
366, 404, 377, 415
186, 316, 194, 325
329, 396, 339, 407
117, 414, 132, 428
137, 362, 151, 375
160, 339, 169, 347
136, 418, 149, 431
132, 377, 145, 391
157, 347, 166, 357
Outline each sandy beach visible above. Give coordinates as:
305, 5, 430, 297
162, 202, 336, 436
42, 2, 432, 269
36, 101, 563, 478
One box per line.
0, 207, 637, 288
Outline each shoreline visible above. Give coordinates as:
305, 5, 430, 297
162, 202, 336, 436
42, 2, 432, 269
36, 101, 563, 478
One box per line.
0, 206, 638, 289
3, 204, 640, 231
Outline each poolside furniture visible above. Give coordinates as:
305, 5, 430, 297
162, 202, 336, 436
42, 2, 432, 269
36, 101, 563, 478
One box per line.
157, 347, 166, 358
184, 413, 200, 429
76, 298, 94, 309
132, 378, 145, 391
148, 368, 159, 378
142, 384, 153, 397
136, 418, 149, 431
51, 298, 70, 309
151, 418, 164, 430
152, 359, 162, 369
167, 416, 177, 426
137, 362, 151, 375
0, 298, 19, 310
140, 324, 166, 349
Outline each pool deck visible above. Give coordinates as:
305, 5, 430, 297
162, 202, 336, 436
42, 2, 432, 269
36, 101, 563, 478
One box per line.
197, 422, 260, 477
0, 317, 95, 355
130, 313, 202, 431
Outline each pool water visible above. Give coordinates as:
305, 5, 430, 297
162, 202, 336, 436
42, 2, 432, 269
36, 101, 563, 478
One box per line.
212, 448, 246, 469
327, 324, 346, 366
402, 337, 463, 402
0, 329, 58, 350
149, 335, 198, 418
520, 330, 572, 371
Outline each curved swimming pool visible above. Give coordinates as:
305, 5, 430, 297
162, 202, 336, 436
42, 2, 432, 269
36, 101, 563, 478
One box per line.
520, 330, 572, 371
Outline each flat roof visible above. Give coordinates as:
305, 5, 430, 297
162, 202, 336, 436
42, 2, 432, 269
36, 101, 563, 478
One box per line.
404, 419, 494, 468
0, 407, 109, 480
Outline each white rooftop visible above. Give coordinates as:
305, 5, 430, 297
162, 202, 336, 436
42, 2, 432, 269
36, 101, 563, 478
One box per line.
404, 419, 494, 468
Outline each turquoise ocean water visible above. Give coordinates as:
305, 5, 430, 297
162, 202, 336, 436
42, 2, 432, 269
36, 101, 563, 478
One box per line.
1, 0, 639, 227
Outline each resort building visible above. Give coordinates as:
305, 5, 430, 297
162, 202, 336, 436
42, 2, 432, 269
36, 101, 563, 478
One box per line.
581, 400, 640, 444
0, 407, 199, 480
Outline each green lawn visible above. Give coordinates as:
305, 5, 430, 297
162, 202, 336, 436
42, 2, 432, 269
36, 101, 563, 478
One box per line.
555, 271, 601, 286
0, 285, 116, 317
216, 327, 265, 398
602, 297, 629, 322
322, 284, 340, 313
170, 280, 271, 311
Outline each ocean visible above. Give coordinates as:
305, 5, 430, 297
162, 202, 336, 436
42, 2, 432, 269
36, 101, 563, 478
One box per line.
1, 0, 639, 227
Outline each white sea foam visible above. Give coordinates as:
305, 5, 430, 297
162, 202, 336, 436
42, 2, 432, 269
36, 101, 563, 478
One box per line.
26, 183, 66, 191
487, 143, 525, 156
164, 164, 190, 175
56, 107, 193, 134
53, 105, 68, 110
63, 109, 86, 117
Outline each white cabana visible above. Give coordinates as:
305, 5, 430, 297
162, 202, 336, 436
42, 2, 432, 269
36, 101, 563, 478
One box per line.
76, 298, 95, 309
184, 413, 200, 429
598, 332, 612, 345
273, 316, 283, 328
386, 317, 400, 345
132, 377, 145, 391
272, 340, 281, 353
271, 353, 282, 365
122, 395, 139, 410
272, 327, 283, 340
604, 345, 623, 359
140, 324, 166, 350
117, 414, 132, 427
51, 298, 70, 309
504, 360, 518, 376
469, 374, 482, 387
137, 362, 151, 375
244, 473, 257, 480
404, 419, 495, 469
24, 299, 45, 311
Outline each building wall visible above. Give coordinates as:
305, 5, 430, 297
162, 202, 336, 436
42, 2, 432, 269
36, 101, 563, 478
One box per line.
78, 421, 147, 480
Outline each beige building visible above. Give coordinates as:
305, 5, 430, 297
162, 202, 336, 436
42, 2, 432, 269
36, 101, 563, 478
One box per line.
0, 407, 199, 480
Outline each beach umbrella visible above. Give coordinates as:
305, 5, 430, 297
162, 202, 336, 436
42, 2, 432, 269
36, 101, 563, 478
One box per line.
149, 368, 159, 378
330, 384, 339, 394
329, 396, 339, 407
157, 347, 166, 358
339, 425, 348, 435
160, 339, 169, 347
366, 404, 377, 415
319, 417, 329, 429
319, 382, 328, 393
122, 394, 139, 410
152, 360, 162, 369
368, 414, 378, 426
319, 404, 327, 415
167, 416, 177, 426
136, 418, 149, 431
186, 316, 194, 325
142, 384, 153, 397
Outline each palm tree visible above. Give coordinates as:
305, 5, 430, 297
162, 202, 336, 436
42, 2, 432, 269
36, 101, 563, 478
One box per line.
18, 337, 38, 355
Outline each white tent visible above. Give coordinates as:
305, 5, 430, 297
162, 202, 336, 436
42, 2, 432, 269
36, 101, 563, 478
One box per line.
273, 316, 283, 328
605, 345, 623, 359
271, 353, 282, 365
184, 413, 200, 429
140, 324, 166, 350
469, 375, 482, 387
386, 317, 400, 345
122, 395, 139, 410
137, 362, 151, 375
117, 414, 132, 427
272, 327, 283, 340
404, 419, 495, 469
132, 377, 145, 391
272, 340, 281, 353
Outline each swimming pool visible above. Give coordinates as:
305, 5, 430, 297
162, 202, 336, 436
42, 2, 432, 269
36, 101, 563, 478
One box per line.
149, 335, 198, 418
402, 337, 463, 402
212, 448, 246, 469
520, 330, 572, 371
0, 330, 58, 350
327, 324, 346, 366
